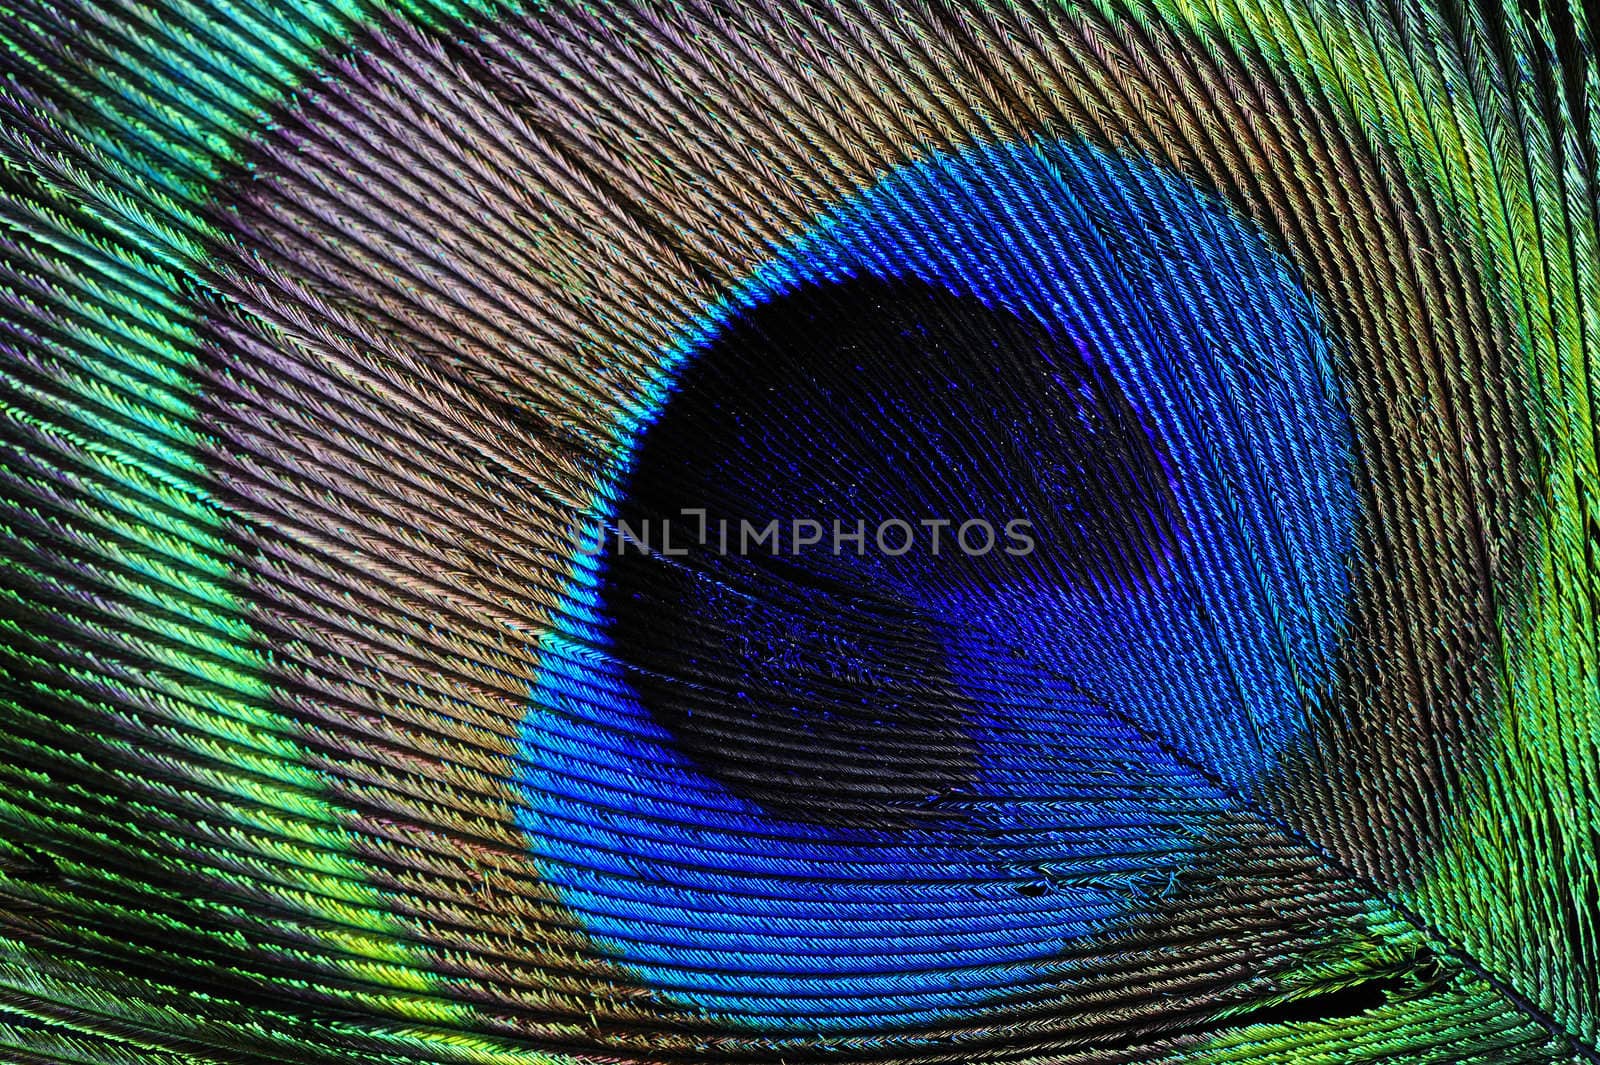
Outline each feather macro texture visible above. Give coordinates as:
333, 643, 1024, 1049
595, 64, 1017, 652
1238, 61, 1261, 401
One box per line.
1, 0, 1599, 1061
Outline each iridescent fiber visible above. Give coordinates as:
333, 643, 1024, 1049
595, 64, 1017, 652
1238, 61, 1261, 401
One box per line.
0, 0, 1596, 1062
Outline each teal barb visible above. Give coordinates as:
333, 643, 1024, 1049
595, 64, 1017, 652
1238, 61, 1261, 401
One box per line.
0, 1, 1598, 1064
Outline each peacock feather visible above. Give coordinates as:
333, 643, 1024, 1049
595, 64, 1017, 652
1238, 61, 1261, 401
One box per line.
0, 0, 1596, 1061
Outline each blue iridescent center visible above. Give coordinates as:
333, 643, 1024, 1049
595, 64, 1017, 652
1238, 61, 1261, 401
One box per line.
517, 139, 1357, 1029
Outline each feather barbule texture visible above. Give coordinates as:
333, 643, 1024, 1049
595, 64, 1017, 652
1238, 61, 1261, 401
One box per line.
0, 0, 1597, 1062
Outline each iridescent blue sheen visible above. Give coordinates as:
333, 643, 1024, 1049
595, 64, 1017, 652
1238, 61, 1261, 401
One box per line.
517, 139, 1357, 1027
